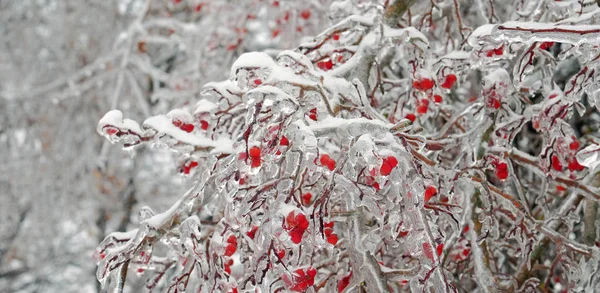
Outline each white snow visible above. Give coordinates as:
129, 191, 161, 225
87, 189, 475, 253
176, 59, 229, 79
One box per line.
230, 52, 277, 78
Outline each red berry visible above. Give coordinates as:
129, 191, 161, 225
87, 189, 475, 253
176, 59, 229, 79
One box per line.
326, 159, 336, 171
424, 186, 437, 202
246, 225, 258, 239
551, 155, 563, 171
337, 272, 352, 293
253, 79, 262, 86
380, 163, 393, 176
194, 3, 204, 12
433, 94, 443, 103
277, 249, 286, 259
327, 234, 338, 245
489, 98, 501, 109
405, 113, 416, 122
273, 0, 279, 7
249, 146, 261, 158
495, 162, 509, 180
540, 42, 553, 50
172, 119, 183, 127
224, 243, 236, 256
422, 242, 434, 261
227, 235, 237, 244
462, 248, 471, 256
332, 34, 340, 41
301, 193, 312, 206
317, 59, 333, 70
570, 139, 580, 150
200, 120, 209, 130
372, 182, 380, 191
413, 78, 435, 91
105, 127, 118, 135
250, 158, 261, 168
272, 29, 280, 38
300, 9, 311, 19
441, 74, 457, 89
308, 108, 318, 121
280, 135, 289, 146
436, 243, 444, 256
556, 185, 567, 192
416, 104, 428, 115
493, 45, 504, 55
320, 154, 331, 166
137, 268, 144, 273
568, 158, 585, 172
181, 123, 194, 133
383, 156, 398, 168
324, 221, 334, 228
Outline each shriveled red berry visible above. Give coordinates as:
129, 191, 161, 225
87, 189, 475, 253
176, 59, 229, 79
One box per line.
424, 186, 437, 202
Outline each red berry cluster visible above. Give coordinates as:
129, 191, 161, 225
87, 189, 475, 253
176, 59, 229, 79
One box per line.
173, 119, 194, 133
319, 154, 336, 171
323, 221, 338, 245
486, 44, 504, 57
493, 161, 509, 180
283, 267, 317, 292
224, 235, 237, 257
285, 211, 309, 244
413, 77, 435, 92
